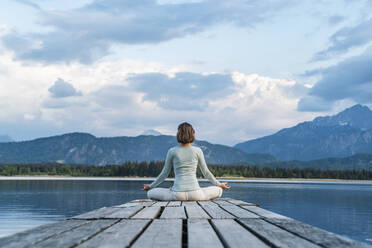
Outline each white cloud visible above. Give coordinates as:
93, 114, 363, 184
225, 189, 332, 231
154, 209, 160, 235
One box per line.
0, 48, 322, 145
48, 78, 82, 98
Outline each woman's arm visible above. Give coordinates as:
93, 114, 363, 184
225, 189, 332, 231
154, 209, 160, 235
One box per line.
197, 148, 222, 187
148, 148, 173, 189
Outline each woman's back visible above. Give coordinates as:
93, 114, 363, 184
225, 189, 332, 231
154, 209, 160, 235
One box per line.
172, 145, 201, 191
149, 145, 221, 191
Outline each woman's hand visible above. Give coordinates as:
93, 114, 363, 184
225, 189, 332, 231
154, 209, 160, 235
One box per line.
143, 184, 150, 191
219, 182, 230, 190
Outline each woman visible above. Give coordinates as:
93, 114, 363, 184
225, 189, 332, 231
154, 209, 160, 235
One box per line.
143, 122, 230, 201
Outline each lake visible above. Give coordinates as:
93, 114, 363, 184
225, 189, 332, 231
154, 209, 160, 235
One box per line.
0, 178, 371, 245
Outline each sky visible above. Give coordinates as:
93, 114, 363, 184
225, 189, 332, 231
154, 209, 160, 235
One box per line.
0, 0, 372, 146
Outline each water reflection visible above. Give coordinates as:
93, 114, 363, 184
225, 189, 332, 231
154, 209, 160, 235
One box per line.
0, 180, 371, 244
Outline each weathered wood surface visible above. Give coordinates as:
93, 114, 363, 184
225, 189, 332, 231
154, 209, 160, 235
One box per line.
1, 197, 370, 248
242, 205, 290, 219
152, 201, 169, 207
78, 219, 150, 248
188, 219, 223, 248
212, 219, 269, 248
167, 201, 181, 207
198, 201, 235, 219
32, 219, 117, 248
71, 206, 143, 219
132, 206, 162, 219
160, 206, 187, 219
218, 204, 260, 218
239, 218, 321, 248
131, 219, 182, 248
266, 218, 372, 248
185, 205, 210, 219
0, 220, 88, 248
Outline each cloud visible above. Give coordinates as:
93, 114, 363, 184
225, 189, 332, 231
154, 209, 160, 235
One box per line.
0, 0, 292, 64
328, 15, 345, 25
297, 96, 333, 112
299, 46, 372, 111
48, 78, 82, 98
313, 18, 372, 61
128, 72, 234, 111
0, 49, 316, 145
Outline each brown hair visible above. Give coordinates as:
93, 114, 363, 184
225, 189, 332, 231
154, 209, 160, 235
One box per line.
177, 122, 195, 144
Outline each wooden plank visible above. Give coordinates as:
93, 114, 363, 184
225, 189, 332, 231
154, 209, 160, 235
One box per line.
226, 199, 258, 206
212, 219, 269, 248
199, 204, 235, 219
267, 218, 372, 248
113, 200, 154, 208
182, 201, 199, 207
71, 207, 119, 219
104, 206, 144, 219
198, 201, 218, 207
242, 206, 291, 219
213, 200, 260, 218
131, 206, 162, 219
132, 219, 182, 248
152, 201, 169, 207
77, 219, 150, 248
239, 218, 321, 248
0, 220, 87, 248
212, 199, 235, 206
32, 220, 117, 248
218, 197, 234, 201
188, 219, 223, 248
160, 206, 187, 219
220, 205, 260, 218
185, 205, 210, 219
113, 202, 141, 207
167, 201, 181, 207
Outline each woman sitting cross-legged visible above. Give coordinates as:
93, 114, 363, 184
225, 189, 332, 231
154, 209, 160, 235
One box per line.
143, 122, 230, 201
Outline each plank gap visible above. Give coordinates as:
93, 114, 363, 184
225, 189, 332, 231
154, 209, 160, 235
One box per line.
182, 219, 188, 248
128, 206, 147, 219
262, 218, 333, 248
234, 218, 277, 248
155, 206, 165, 219
208, 219, 229, 248
196, 201, 212, 219
215, 204, 240, 218
126, 219, 154, 248
70, 219, 121, 248
184, 205, 189, 219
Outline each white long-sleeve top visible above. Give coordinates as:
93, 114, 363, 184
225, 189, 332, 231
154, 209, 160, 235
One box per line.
149, 145, 221, 191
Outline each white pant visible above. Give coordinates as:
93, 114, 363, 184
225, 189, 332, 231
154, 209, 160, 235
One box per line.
147, 186, 223, 201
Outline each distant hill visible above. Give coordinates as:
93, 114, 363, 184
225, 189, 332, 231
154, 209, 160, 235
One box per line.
141, 129, 163, 136
0, 132, 275, 166
0, 135, 13, 143
235, 104, 372, 161
262, 153, 372, 171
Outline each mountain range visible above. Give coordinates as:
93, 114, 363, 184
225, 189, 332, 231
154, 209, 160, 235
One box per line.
1, 104, 372, 167
0, 133, 274, 166
235, 104, 372, 161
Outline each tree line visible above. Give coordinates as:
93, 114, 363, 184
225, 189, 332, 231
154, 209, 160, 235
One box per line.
0, 161, 371, 180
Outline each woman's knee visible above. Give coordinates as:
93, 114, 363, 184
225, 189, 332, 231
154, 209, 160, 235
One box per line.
201, 186, 222, 200
147, 188, 174, 201
147, 188, 157, 200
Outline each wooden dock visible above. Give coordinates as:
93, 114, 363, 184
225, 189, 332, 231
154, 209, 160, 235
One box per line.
0, 197, 370, 248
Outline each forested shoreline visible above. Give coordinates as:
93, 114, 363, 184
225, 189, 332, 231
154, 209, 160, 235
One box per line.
1, 161, 371, 180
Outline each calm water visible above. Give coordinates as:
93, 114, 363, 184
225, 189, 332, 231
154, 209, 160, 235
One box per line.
0, 179, 371, 244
